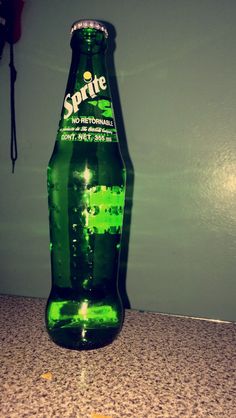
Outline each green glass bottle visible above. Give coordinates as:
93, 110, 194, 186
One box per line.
45, 20, 126, 350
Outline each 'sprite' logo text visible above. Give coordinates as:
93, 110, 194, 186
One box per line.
63, 72, 107, 119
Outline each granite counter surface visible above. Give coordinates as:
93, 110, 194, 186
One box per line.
0, 295, 235, 418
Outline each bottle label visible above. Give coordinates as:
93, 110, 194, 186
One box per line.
58, 72, 118, 143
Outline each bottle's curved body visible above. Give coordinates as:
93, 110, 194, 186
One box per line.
45, 21, 126, 350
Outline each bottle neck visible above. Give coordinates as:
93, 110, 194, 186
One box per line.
65, 27, 109, 97
66, 49, 109, 98
57, 30, 119, 144
71, 27, 107, 54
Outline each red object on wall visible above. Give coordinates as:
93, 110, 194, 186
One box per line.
0, 0, 24, 58
6, 0, 25, 44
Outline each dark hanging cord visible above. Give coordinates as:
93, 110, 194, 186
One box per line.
9, 41, 18, 173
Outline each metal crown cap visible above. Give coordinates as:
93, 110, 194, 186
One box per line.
70, 20, 108, 38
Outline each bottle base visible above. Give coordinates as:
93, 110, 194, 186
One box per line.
45, 297, 123, 350
48, 325, 120, 350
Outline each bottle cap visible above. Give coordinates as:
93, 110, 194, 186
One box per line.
70, 20, 108, 38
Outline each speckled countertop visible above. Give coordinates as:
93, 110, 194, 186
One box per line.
0, 295, 236, 418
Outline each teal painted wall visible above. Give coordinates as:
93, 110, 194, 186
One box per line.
0, 0, 236, 321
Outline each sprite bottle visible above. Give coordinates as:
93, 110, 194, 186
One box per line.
45, 20, 126, 350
